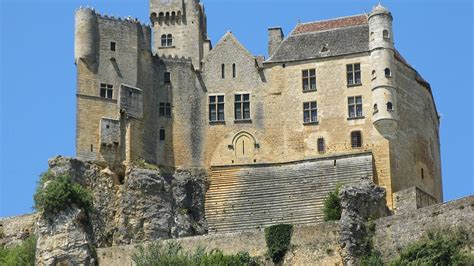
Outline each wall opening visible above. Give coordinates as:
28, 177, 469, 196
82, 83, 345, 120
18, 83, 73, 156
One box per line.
221, 64, 225, 79
351, 131, 362, 148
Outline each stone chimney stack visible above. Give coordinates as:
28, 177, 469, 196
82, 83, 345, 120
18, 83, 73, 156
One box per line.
268, 27, 283, 57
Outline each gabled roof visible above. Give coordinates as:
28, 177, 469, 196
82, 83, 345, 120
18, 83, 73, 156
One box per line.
292, 14, 368, 35
204, 31, 255, 61
266, 23, 369, 63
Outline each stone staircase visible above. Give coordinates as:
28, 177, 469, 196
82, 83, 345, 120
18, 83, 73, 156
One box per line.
205, 153, 373, 234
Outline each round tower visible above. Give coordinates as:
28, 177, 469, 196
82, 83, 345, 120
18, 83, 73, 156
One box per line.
369, 3, 398, 139
74, 7, 99, 66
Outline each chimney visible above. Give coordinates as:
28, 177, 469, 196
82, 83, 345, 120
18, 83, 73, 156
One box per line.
268, 27, 284, 58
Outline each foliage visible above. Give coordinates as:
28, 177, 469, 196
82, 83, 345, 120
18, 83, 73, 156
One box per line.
360, 250, 384, 266
323, 186, 341, 221
264, 224, 293, 263
34, 173, 93, 214
132, 241, 260, 266
0, 236, 37, 266
391, 228, 474, 266
133, 158, 159, 170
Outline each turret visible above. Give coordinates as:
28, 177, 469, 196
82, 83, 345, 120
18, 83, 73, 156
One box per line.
74, 7, 99, 66
369, 4, 398, 139
150, 0, 207, 69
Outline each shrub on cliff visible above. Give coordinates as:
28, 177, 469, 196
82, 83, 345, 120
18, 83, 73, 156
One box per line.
264, 224, 293, 263
132, 241, 260, 266
0, 236, 36, 265
391, 228, 474, 266
323, 186, 341, 221
34, 172, 93, 214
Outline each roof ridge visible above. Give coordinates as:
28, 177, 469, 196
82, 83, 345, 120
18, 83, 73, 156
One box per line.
292, 24, 368, 36
298, 13, 367, 26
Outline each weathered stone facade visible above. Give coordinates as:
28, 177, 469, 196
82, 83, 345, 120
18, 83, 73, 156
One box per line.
75, 1, 442, 214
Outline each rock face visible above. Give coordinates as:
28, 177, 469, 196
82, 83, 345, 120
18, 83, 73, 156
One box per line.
35, 207, 96, 265
34, 156, 208, 262
339, 181, 390, 265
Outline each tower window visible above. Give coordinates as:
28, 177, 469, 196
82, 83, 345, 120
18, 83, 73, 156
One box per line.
371, 70, 376, 79
351, 131, 362, 148
164, 72, 171, 84
303, 101, 318, 123
317, 138, 326, 153
90, 144, 94, 152
384, 68, 391, 77
209, 95, 225, 122
348, 96, 363, 118
234, 93, 250, 120
373, 103, 378, 113
110, 42, 116, 51
346, 63, 361, 85
159, 102, 172, 117
159, 129, 165, 141
221, 64, 225, 79
100, 83, 113, 99
302, 69, 316, 91
161, 34, 173, 47
387, 102, 393, 111
232, 63, 236, 78
383, 30, 390, 39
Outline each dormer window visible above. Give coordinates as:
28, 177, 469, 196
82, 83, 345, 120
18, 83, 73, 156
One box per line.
161, 34, 173, 47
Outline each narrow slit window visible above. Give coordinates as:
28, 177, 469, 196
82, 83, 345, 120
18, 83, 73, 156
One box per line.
221, 64, 225, 79
317, 138, 325, 153
232, 63, 236, 78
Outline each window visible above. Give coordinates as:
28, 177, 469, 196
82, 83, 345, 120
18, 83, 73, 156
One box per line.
221, 64, 225, 79
373, 103, 378, 113
421, 168, 424, 179
209, 95, 225, 122
90, 144, 94, 152
383, 30, 389, 39
100, 83, 113, 99
371, 70, 376, 79
317, 138, 325, 153
234, 94, 250, 120
303, 101, 318, 123
348, 96, 363, 118
351, 131, 362, 148
161, 34, 173, 47
232, 63, 236, 78
346, 63, 361, 85
110, 42, 116, 51
384, 68, 391, 77
387, 102, 393, 111
164, 72, 171, 84
302, 69, 316, 91
159, 129, 165, 141
159, 102, 172, 117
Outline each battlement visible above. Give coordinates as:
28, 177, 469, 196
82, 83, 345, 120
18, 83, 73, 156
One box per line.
77, 6, 151, 28
154, 53, 193, 64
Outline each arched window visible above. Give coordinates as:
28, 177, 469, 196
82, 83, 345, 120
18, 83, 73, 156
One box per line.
351, 131, 362, 148
161, 34, 167, 47
221, 64, 225, 79
370, 31, 374, 41
383, 30, 389, 39
171, 11, 176, 22
387, 102, 393, 111
373, 103, 378, 112
371, 70, 376, 79
384, 68, 391, 77
232, 63, 236, 78
165, 12, 170, 22
317, 137, 326, 153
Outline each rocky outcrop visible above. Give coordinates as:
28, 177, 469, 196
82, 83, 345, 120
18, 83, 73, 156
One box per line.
33, 156, 208, 262
0, 214, 36, 248
339, 181, 390, 265
35, 207, 96, 265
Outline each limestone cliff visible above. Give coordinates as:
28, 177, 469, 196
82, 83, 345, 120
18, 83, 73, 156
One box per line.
34, 156, 208, 263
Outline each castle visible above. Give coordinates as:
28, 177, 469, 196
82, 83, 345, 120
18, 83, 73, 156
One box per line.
75, 1, 442, 232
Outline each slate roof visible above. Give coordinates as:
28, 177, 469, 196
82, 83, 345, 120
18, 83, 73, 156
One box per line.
266, 20, 370, 63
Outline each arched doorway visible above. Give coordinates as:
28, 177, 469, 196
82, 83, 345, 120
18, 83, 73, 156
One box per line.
232, 131, 257, 164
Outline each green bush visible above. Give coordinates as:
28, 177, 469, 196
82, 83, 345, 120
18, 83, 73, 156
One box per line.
34, 173, 93, 214
391, 228, 474, 266
264, 224, 293, 263
360, 250, 383, 266
323, 186, 341, 221
0, 236, 36, 266
132, 241, 260, 266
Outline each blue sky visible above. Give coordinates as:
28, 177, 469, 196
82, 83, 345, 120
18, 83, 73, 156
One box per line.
0, 0, 472, 217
